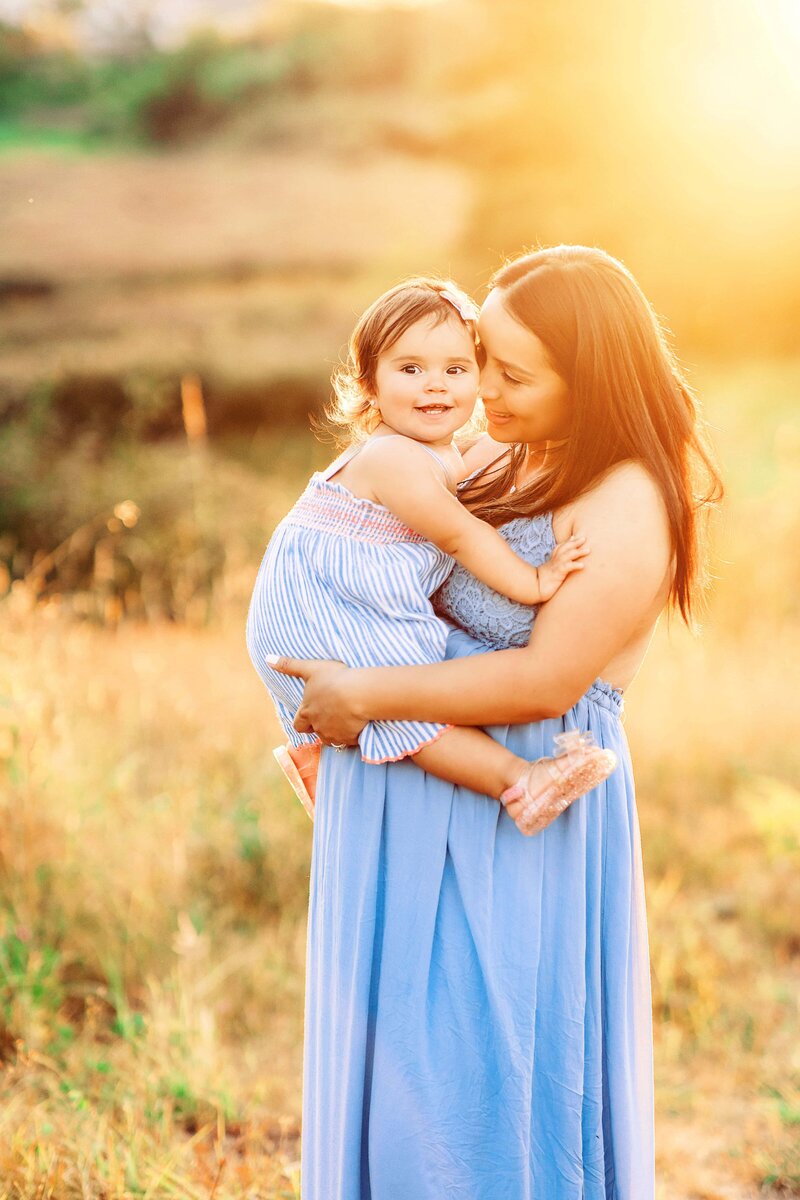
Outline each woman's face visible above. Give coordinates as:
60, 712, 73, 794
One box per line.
477, 288, 571, 445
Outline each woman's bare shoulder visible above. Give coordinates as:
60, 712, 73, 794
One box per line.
577, 460, 667, 518
556, 460, 671, 555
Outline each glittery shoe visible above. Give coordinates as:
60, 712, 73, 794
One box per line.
500, 730, 617, 837
273, 742, 320, 820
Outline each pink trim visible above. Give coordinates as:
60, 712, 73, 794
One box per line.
361, 723, 454, 765
283, 478, 427, 546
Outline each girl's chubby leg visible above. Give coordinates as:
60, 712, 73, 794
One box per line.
272, 728, 616, 837
413, 726, 617, 837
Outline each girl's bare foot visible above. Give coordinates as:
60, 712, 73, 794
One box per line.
499, 731, 617, 837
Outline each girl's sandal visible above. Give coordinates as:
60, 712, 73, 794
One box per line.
273, 742, 321, 820
500, 730, 617, 837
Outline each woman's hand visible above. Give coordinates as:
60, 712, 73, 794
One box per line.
265, 656, 366, 746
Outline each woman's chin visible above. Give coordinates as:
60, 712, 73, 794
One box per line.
485, 420, 516, 442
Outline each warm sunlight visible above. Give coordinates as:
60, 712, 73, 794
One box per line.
651, 0, 800, 170
757, 0, 800, 54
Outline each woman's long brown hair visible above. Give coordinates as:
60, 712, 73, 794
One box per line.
462, 245, 723, 622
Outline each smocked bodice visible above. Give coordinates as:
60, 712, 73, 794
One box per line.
433, 513, 556, 649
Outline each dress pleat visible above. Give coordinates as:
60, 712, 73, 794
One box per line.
301, 627, 655, 1199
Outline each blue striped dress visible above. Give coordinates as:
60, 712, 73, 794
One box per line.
246, 443, 456, 764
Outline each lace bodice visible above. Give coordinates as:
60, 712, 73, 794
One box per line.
433, 513, 556, 649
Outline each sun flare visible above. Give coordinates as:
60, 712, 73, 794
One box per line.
673, 0, 800, 164
755, 0, 800, 48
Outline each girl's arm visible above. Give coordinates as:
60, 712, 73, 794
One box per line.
271, 463, 672, 741
364, 438, 584, 605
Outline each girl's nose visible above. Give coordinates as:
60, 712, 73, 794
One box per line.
424, 374, 447, 391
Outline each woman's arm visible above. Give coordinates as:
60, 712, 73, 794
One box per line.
274, 463, 672, 740
366, 438, 584, 605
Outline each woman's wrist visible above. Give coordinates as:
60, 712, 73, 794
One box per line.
347, 667, 376, 725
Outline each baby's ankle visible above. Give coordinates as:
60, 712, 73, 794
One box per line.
498, 754, 530, 798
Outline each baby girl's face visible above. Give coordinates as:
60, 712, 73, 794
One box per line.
372, 315, 480, 447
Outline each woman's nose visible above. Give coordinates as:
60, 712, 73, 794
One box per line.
480, 368, 499, 400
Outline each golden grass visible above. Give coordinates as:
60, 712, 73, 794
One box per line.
1, 360, 799, 1197
0, 614, 308, 1196
2, 610, 797, 1198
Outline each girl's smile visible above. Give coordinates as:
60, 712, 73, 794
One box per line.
371, 314, 480, 447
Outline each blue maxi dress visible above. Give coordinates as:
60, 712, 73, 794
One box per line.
298, 512, 655, 1200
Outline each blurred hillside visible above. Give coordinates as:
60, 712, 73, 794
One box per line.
1, 0, 799, 609
3, 0, 799, 395
0, 5, 472, 404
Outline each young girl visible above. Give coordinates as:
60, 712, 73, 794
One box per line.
246, 278, 616, 835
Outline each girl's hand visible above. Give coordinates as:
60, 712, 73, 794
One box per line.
265, 656, 365, 746
536, 534, 589, 602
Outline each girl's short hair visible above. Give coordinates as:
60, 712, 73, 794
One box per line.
328, 277, 479, 440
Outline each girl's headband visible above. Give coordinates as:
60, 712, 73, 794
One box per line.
439, 286, 480, 323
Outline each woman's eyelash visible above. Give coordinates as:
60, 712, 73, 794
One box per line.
501, 370, 522, 385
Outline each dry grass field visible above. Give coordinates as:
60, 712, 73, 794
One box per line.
1, 357, 799, 1198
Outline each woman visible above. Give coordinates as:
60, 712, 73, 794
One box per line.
268, 245, 721, 1199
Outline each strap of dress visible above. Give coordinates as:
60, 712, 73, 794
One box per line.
319, 442, 365, 481
417, 442, 458, 490
367, 433, 458, 491
322, 434, 457, 490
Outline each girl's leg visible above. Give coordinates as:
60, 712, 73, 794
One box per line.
413, 726, 616, 837
413, 727, 526, 799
